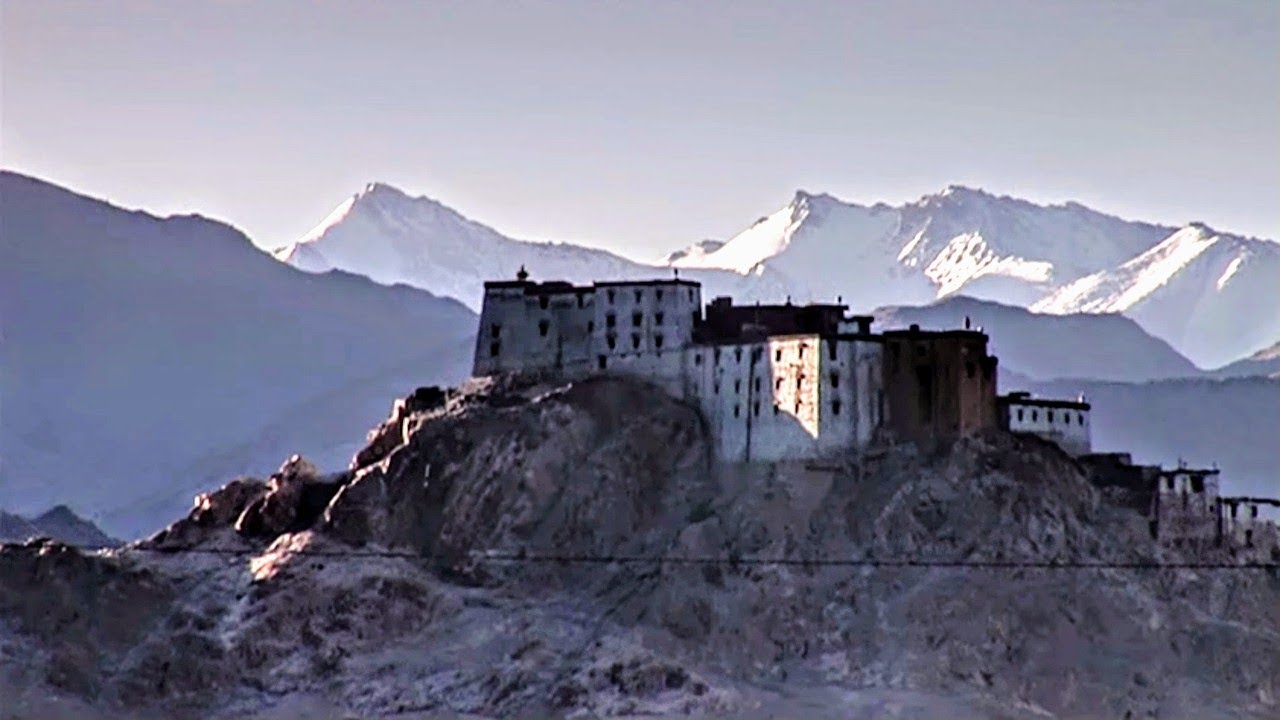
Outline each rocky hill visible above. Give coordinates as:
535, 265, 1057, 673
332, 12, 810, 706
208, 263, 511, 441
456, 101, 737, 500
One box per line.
2, 377, 1276, 719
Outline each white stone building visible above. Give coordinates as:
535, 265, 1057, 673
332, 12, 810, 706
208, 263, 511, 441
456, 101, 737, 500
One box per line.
472, 272, 884, 462
997, 391, 1091, 456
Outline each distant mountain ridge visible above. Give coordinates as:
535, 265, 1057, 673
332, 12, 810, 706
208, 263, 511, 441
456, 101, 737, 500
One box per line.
277, 182, 1280, 368
0, 505, 119, 548
1, 172, 476, 538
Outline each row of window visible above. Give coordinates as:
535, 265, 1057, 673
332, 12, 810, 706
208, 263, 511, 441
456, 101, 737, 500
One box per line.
727, 399, 844, 419
603, 287, 696, 305
1014, 407, 1086, 426
533, 286, 693, 310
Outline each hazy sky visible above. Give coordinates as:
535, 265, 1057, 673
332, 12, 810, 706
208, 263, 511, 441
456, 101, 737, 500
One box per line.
4, 1, 1277, 259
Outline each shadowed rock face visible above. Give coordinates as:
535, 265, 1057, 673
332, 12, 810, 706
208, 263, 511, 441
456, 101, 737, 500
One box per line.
0, 377, 1277, 719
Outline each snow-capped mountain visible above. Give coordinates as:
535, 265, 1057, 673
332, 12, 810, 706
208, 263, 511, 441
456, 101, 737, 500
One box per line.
1, 172, 475, 538
277, 182, 1279, 368
1032, 225, 1280, 369
273, 183, 793, 310
668, 186, 1173, 309
673, 187, 1279, 367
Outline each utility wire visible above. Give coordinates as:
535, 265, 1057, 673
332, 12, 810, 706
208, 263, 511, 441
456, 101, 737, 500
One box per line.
110, 545, 1280, 570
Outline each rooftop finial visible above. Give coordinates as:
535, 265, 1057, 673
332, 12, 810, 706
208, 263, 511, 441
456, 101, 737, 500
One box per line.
965, 315, 971, 330
516, 265, 529, 281
673, 267, 680, 278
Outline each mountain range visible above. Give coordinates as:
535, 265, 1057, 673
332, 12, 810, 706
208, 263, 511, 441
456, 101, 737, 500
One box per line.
277, 183, 1280, 369
4, 171, 1277, 536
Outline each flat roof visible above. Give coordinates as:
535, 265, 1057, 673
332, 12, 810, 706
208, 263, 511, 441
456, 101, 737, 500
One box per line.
1157, 467, 1221, 477
881, 328, 988, 340
594, 278, 701, 288
999, 395, 1090, 410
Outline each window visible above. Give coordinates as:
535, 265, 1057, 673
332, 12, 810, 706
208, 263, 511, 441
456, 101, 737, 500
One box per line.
655, 312, 664, 325
794, 401, 802, 413
1252, 505, 1259, 518
655, 334, 664, 349
773, 404, 779, 415
538, 320, 549, 337
598, 355, 607, 370
734, 404, 740, 418
688, 289, 694, 301
753, 377, 761, 392
1166, 477, 1174, 490
714, 382, 720, 394
828, 342, 837, 360
694, 353, 703, 366
656, 289, 664, 301
799, 344, 807, 358
607, 335, 617, 350
1016, 409, 1024, 422
775, 349, 782, 361
606, 313, 617, 328
832, 400, 842, 415
734, 379, 741, 394
587, 321, 595, 333
539, 295, 549, 310
753, 401, 760, 416
1078, 413, 1084, 426
735, 348, 743, 363
634, 289, 643, 303
1191, 475, 1204, 493
1032, 410, 1038, 422
631, 334, 640, 349
491, 324, 501, 339
714, 349, 722, 364
796, 374, 804, 389
632, 311, 643, 327
489, 342, 500, 357
775, 378, 783, 391
607, 289, 616, 304
1047, 410, 1055, 423
830, 372, 839, 388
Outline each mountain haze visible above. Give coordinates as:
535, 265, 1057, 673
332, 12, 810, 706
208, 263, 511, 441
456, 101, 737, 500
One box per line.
0, 172, 475, 538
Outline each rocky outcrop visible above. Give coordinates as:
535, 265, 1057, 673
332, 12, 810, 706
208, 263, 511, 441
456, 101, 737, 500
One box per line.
1, 376, 1277, 719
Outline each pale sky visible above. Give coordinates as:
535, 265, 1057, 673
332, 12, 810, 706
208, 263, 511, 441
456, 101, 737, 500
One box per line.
3, 1, 1277, 260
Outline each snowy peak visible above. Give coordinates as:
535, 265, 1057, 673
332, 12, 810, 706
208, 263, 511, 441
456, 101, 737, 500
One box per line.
1034, 226, 1280, 367
274, 182, 796, 311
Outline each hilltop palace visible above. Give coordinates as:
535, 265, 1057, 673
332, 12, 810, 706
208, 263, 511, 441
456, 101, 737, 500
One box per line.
472, 270, 1279, 562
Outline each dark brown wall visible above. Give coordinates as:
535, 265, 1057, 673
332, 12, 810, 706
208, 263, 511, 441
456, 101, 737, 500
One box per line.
881, 329, 998, 445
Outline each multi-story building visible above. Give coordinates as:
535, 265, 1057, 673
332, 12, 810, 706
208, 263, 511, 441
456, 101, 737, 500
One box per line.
472, 271, 1000, 461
